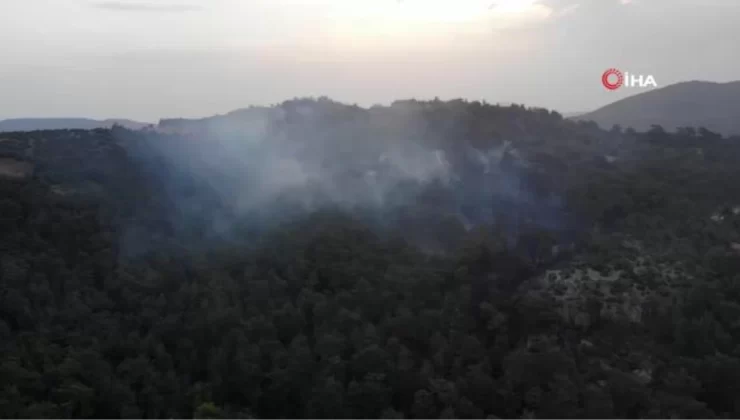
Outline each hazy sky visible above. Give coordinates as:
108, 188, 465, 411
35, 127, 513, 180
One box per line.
0, 0, 738, 121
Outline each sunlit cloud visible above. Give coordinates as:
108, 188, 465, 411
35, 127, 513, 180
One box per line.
299, 0, 553, 49
321, 0, 550, 23
91, 1, 204, 12
555, 3, 580, 17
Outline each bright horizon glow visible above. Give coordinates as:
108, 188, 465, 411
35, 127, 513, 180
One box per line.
310, 0, 550, 47
324, 0, 544, 23
2, 0, 737, 121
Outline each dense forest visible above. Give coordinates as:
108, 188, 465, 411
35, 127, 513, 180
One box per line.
2, 98, 740, 419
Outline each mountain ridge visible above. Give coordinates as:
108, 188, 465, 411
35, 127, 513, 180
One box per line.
572, 80, 740, 135
0, 117, 151, 132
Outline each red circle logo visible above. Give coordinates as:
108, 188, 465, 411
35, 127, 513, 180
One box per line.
602, 68, 623, 90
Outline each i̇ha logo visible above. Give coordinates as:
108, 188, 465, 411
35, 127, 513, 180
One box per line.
602, 68, 657, 90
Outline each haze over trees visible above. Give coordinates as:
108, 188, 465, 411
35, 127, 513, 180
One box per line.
1, 98, 740, 419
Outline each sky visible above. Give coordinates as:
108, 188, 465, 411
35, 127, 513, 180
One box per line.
0, 0, 738, 122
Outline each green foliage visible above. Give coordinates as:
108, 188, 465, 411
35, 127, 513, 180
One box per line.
2, 101, 740, 419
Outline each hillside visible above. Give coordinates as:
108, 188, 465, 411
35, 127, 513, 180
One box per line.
573, 81, 740, 135
561, 111, 585, 118
0, 117, 151, 132
2, 98, 740, 418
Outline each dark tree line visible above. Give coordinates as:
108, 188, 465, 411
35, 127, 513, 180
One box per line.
1, 100, 740, 418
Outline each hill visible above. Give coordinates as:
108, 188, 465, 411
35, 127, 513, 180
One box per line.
0, 117, 151, 132
573, 80, 740, 135
561, 111, 585, 118
2, 98, 740, 418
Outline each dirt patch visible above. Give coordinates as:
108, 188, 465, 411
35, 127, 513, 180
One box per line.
0, 158, 33, 178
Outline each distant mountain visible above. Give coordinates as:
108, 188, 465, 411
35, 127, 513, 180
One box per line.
561, 111, 585, 118
572, 81, 740, 136
157, 105, 298, 135
0, 118, 151, 132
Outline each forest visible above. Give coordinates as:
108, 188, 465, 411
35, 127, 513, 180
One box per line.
2, 98, 740, 419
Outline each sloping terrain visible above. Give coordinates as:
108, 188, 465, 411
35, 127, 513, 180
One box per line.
0, 118, 151, 132
1, 99, 740, 418
573, 81, 740, 135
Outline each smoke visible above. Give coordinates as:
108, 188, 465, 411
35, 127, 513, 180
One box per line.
116, 97, 576, 258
